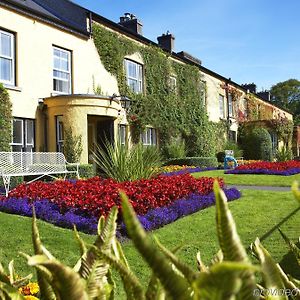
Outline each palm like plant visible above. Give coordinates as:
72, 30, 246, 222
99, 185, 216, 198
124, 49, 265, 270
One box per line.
93, 139, 163, 182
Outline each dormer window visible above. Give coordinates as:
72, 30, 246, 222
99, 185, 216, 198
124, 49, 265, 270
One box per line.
124, 59, 143, 93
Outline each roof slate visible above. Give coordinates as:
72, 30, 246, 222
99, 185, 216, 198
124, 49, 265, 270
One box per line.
2, 0, 88, 35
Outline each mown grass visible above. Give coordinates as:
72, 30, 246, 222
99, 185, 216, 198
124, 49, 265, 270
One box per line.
0, 189, 299, 298
193, 169, 300, 186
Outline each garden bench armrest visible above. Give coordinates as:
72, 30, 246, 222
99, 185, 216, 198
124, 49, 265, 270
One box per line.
66, 161, 80, 178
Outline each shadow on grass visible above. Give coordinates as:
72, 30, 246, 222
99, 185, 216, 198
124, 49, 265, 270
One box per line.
279, 242, 300, 279
258, 206, 300, 242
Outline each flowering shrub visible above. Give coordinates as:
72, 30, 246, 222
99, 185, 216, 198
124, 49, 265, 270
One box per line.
7, 174, 224, 217
163, 166, 219, 176
226, 160, 300, 175
159, 165, 197, 173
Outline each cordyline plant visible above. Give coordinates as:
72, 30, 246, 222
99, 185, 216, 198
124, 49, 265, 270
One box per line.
0, 182, 300, 299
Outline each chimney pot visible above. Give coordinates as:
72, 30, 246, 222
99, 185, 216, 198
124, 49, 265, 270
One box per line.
157, 32, 175, 52
119, 13, 143, 35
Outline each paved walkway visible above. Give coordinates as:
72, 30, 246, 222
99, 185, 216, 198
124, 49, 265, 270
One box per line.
227, 185, 291, 191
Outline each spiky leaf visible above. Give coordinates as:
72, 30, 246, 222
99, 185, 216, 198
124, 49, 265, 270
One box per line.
292, 181, 300, 205
214, 181, 258, 300
120, 191, 192, 299
254, 238, 287, 300
155, 236, 198, 284
99, 250, 144, 300
28, 255, 89, 300
31, 208, 56, 300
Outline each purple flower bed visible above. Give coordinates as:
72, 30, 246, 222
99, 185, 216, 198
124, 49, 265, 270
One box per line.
225, 168, 300, 176
119, 188, 241, 235
164, 166, 219, 176
0, 188, 241, 236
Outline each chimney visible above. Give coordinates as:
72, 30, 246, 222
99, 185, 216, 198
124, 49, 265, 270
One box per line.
241, 83, 257, 94
157, 31, 175, 52
257, 91, 271, 101
119, 13, 143, 35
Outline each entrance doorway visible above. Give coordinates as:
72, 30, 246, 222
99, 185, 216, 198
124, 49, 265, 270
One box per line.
87, 116, 115, 166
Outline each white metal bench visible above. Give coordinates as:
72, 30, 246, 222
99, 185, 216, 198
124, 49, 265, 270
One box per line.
0, 152, 79, 197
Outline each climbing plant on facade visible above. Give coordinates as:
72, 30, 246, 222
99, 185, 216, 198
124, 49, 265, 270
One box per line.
0, 84, 12, 151
92, 23, 218, 156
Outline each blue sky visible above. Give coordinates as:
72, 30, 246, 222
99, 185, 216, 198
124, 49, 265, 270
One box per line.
75, 0, 300, 91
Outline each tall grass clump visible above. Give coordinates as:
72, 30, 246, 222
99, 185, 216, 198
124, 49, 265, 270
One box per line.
93, 140, 162, 182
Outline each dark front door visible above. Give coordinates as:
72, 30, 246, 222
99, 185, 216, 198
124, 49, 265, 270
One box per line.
97, 118, 114, 151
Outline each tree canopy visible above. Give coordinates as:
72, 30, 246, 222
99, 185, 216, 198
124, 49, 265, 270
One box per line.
270, 79, 300, 124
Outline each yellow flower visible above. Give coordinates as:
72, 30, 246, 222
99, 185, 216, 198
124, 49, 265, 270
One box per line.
24, 296, 39, 300
27, 282, 40, 295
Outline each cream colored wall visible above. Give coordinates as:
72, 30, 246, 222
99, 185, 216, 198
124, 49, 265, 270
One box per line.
44, 95, 120, 163
0, 6, 119, 120
201, 72, 226, 123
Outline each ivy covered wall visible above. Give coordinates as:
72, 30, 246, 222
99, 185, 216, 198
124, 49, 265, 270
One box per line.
92, 23, 223, 156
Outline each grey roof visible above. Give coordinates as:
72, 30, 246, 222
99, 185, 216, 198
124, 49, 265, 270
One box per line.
2, 0, 89, 35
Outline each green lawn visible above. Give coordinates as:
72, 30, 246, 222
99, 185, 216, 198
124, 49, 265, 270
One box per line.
0, 189, 299, 298
193, 169, 300, 186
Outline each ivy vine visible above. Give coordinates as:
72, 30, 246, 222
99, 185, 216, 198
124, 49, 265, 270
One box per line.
92, 23, 222, 156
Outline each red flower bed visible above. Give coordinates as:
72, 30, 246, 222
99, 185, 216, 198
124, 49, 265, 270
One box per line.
9, 174, 224, 217
226, 160, 300, 175
235, 160, 300, 171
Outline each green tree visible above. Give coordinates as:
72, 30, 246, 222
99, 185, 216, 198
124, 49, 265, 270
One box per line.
0, 84, 12, 151
270, 79, 300, 114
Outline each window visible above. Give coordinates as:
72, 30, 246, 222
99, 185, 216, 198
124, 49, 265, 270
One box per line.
228, 130, 237, 142
270, 132, 278, 154
228, 94, 233, 117
56, 116, 64, 152
243, 99, 248, 117
142, 127, 157, 146
119, 124, 127, 145
200, 81, 206, 106
53, 46, 71, 94
11, 118, 35, 152
0, 30, 15, 85
124, 59, 143, 93
219, 95, 225, 118
169, 76, 177, 93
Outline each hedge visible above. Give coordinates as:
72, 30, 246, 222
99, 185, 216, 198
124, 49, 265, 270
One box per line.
67, 164, 95, 179
165, 157, 218, 168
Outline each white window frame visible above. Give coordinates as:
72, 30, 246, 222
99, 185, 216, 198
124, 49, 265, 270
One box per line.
56, 116, 64, 152
142, 127, 157, 146
200, 80, 206, 106
228, 93, 233, 117
0, 29, 15, 85
169, 75, 177, 93
124, 59, 143, 94
11, 118, 35, 152
219, 94, 225, 118
53, 46, 72, 94
119, 124, 127, 145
